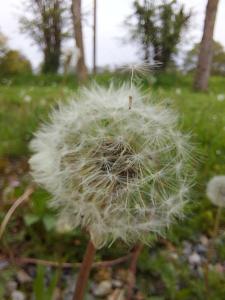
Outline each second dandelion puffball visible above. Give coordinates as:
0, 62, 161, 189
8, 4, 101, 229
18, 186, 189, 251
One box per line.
207, 176, 225, 207
29, 84, 193, 248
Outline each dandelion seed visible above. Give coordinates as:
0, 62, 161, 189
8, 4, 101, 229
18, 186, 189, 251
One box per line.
121, 61, 151, 76
121, 60, 158, 107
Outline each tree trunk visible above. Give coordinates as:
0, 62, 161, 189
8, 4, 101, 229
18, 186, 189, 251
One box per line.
193, 0, 219, 91
52, 0, 62, 73
93, 0, 97, 74
72, 0, 88, 82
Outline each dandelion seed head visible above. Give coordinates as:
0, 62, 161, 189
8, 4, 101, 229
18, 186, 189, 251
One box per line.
29, 84, 193, 248
207, 176, 225, 207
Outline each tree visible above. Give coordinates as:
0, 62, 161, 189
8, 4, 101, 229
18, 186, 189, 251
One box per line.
193, 0, 220, 91
0, 50, 32, 76
0, 31, 8, 57
20, 0, 70, 73
127, 0, 191, 70
71, 0, 88, 82
184, 41, 225, 76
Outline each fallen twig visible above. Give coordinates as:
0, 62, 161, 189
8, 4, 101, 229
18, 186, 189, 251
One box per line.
0, 186, 35, 240
1, 253, 132, 269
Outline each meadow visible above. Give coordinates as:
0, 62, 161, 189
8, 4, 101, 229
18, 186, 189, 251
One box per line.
0, 72, 225, 299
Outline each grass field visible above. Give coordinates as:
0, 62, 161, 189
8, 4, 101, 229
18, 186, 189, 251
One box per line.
0, 72, 225, 299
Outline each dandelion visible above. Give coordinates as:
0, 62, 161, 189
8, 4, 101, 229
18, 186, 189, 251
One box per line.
207, 176, 225, 208
29, 83, 194, 300
205, 176, 225, 292
30, 83, 193, 248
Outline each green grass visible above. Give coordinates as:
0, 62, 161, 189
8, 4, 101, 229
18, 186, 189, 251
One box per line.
0, 85, 71, 156
0, 72, 225, 299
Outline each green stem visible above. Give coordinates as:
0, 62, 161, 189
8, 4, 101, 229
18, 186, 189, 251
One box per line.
204, 206, 222, 300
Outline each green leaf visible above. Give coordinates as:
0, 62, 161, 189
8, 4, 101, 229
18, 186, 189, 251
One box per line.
43, 215, 56, 231
24, 213, 40, 226
46, 269, 60, 300
33, 265, 60, 300
32, 189, 49, 216
33, 265, 45, 300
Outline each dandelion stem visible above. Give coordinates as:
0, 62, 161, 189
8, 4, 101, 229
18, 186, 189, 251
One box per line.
73, 239, 96, 300
204, 206, 222, 299
212, 206, 222, 240
2, 252, 132, 269
127, 243, 143, 300
207, 206, 222, 263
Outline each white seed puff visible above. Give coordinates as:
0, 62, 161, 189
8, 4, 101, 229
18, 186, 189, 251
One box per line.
207, 176, 225, 207
29, 84, 193, 248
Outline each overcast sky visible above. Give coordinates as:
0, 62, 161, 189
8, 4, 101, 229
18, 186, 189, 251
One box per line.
0, 0, 225, 70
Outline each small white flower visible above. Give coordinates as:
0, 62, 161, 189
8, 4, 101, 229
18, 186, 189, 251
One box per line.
216, 149, 221, 155
207, 176, 225, 207
24, 95, 31, 103
175, 88, 181, 95
217, 94, 225, 102
29, 84, 193, 248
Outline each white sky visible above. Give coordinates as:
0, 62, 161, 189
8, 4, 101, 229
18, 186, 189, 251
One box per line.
0, 0, 225, 70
